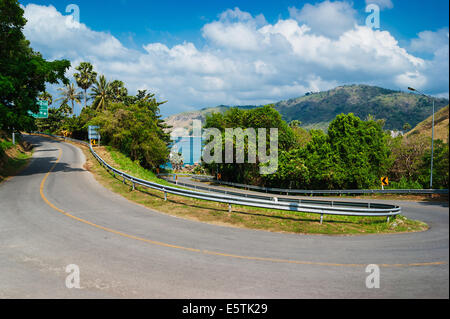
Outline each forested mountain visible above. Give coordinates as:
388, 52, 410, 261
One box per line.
164, 85, 449, 131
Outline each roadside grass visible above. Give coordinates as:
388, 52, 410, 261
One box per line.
0, 134, 33, 183
97, 146, 174, 187
77, 144, 428, 235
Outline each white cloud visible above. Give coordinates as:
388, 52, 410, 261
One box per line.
365, 0, 394, 10
408, 28, 449, 95
22, 3, 448, 116
288, 1, 357, 38
409, 28, 449, 54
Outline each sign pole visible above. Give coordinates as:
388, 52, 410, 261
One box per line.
12, 127, 15, 145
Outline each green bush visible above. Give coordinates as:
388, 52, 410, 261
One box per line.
387, 177, 423, 189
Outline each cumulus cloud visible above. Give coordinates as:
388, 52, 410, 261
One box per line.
408, 28, 449, 95
365, 0, 394, 10
22, 3, 448, 116
409, 28, 449, 54
288, 1, 357, 38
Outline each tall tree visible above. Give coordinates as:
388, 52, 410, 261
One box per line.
91, 101, 170, 169
90, 75, 111, 111
109, 80, 128, 103
73, 62, 97, 109
56, 83, 81, 115
0, 0, 70, 131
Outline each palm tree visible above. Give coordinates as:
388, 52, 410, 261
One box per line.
109, 80, 128, 103
38, 91, 53, 106
73, 62, 97, 109
58, 103, 72, 115
289, 120, 301, 128
90, 75, 111, 111
56, 83, 82, 115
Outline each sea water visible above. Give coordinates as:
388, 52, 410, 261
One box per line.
164, 136, 203, 168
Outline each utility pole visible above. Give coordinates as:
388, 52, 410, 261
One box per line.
408, 87, 435, 188
430, 98, 435, 188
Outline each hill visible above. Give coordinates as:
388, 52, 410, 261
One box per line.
164, 105, 258, 132
164, 106, 229, 132
274, 85, 449, 130
164, 84, 449, 131
406, 105, 449, 143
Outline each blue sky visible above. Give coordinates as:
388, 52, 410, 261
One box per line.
19, 0, 449, 116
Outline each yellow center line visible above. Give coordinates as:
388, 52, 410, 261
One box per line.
38, 146, 447, 268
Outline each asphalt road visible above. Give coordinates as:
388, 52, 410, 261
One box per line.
0, 135, 448, 298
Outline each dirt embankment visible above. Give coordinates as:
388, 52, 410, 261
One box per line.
0, 131, 33, 181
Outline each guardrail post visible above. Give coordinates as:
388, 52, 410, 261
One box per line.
164, 189, 167, 201
228, 203, 232, 213
132, 180, 135, 191
386, 216, 390, 223
320, 213, 324, 225
122, 175, 125, 184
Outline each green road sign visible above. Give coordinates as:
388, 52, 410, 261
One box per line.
28, 100, 49, 118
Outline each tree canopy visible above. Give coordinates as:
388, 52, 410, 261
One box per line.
0, 0, 70, 131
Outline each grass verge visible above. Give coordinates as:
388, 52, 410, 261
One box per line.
76, 143, 428, 235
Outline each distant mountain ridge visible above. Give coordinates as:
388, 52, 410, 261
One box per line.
164, 84, 449, 131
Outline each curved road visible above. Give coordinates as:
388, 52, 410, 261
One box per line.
0, 135, 448, 298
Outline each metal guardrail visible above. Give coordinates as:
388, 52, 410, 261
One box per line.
33, 132, 402, 223
190, 176, 449, 195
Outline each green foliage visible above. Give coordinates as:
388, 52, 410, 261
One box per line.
326, 113, 390, 188
263, 148, 309, 188
105, 145, 172, 186
291, 125, 311, 147
0, 139, 13, 152
387, 135, 430, 182
35, 107, 66, 133
91, 101, 170, 170
0, 0, 70, 131
55, 83, 81, 114
59, 106, 97, 140
203, 105, 296, 184
387, 177, 423, 189
73, 62, 97, 108
289, 120, 301, 127
38, 91, 53, 106
403, 122, 411, 131
270, 113, 391, 189
205, 110, 392, 190
109, 80, 128, 103
419, 140, 449, 188
90, 75, 111, 111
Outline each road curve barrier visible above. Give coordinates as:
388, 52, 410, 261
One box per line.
188, 175, 448, 196
33, 132, 402, 223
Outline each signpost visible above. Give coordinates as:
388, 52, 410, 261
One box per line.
28, 100, 49, 119
88, 125, 100, 147
381, 176, 389, 190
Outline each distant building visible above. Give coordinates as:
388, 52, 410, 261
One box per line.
390, 130, 404, 138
